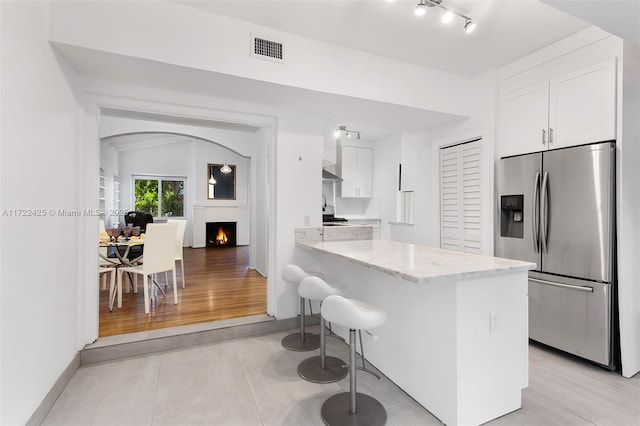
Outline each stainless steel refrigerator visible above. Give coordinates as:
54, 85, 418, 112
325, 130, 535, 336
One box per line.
495, 141, 616, 368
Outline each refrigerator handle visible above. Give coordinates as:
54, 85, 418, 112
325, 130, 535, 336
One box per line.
533, 172, 540, 252
541, 171, 549, 253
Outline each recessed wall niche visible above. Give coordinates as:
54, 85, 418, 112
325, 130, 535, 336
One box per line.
207, 163, 236, 200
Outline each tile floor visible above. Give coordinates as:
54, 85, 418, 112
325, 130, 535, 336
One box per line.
43, 327, 640, 426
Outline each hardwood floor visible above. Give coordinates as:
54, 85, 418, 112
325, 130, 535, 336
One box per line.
98, 246, 267, 337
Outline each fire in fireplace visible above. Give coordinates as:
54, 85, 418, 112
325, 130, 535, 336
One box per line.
206, 222, 237, 247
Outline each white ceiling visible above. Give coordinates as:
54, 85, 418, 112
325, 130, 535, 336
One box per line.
177, 0, 594, 77
64, 1, 637, 143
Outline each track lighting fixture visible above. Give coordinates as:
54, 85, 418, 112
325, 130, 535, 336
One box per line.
464, 18, 476, 33
412, 0, 475, 33
442, 9, 453, 23
334, 125, 362, 140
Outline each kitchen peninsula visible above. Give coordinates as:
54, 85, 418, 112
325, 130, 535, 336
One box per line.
295, 236, 535, 426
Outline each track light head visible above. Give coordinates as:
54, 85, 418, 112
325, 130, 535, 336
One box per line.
464, 19, 476, 33
442, 9, 454, 23
415, 0, 427, 16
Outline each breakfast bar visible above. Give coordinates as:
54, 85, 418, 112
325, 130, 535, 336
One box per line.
295, 237, 535, 426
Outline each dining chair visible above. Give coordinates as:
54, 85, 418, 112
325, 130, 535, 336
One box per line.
98, 266, 118, 311
117, 223, 178, 314
167, 219, 187, 288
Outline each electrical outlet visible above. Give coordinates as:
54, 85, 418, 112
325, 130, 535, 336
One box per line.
490, 311, 500, 334
304, 215, 310, 226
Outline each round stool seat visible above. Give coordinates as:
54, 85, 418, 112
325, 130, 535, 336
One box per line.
321, 295, 387, 331
298, 276, 339, 302
282, 264, 308, 285
281, 264, 319, 351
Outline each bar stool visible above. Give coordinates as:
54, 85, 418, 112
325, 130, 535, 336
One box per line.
281, 264, 321, 351
297, 276, 349, 384
320, 295, 387, 426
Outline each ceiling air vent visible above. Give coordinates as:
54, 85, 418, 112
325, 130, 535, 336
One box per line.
250, 34, 285, 64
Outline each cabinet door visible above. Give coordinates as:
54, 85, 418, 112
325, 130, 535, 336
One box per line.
549, 58, 616, 149
356, 147, 373, 197
498, 81, 549, 157
340, 146, 359, 197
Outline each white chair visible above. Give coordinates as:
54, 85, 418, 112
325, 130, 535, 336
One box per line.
167, 219, 187, 288
297, 276, 347, 384
320, 295, 387, 426
117, 223, 178, 314
98, 266, 117, 311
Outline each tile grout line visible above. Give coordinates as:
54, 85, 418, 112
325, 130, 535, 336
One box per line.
149, 353, 163, 426
232, 337, 266, 426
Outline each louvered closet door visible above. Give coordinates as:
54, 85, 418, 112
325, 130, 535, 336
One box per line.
440, 139, 482, 254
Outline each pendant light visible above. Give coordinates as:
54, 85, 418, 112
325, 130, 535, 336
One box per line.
221, 148, 232, 174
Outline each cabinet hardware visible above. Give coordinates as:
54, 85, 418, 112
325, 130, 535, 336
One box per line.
549, 128, 554, 145
542, 129, 546, 145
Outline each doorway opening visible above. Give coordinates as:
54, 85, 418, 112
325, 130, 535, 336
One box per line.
96, 109, 272, 338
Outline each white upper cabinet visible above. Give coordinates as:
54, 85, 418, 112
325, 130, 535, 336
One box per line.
549, 59, 617, 149
498, 81, 550, 157
498, 58, 616, 158
338, 145, 373, 198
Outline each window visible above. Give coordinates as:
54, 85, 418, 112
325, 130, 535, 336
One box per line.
207, 163, 236, 200
133, 175, 186, 218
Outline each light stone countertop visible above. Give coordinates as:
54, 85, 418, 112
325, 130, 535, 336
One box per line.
296, 239, 535, 283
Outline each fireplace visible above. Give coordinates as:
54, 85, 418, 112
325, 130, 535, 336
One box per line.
206, 222, 237, 247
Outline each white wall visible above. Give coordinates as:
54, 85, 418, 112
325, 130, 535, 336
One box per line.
101, 123, 256, 248
254, 128, 270, 275
385, 68, 498, 252
275, 132, 323, 318
48, 1, 472, 119
372, 134, 402, 240
618, 41, 640, 377
0, 2, 81, 424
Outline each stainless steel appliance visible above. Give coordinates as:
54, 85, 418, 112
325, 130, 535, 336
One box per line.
496, 141, 616, 368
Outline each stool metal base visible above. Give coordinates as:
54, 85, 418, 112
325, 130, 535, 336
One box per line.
298, 355, 348, 383
321, 392, 387, 426
281, 332, 320, 351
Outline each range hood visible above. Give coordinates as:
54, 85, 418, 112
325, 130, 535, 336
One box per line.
322, 169, 343, 182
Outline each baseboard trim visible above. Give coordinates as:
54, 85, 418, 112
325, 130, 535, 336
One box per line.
80, 316, 300, 365
26, 351, 80, 426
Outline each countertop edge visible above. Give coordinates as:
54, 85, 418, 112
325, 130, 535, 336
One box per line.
296, 241, 535, 284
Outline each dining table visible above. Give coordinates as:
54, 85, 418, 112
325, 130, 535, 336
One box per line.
99, 236, 148, 309
99, 236, 145, 266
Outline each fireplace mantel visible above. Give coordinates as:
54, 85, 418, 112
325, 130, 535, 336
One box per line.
192, 205, 249, 248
